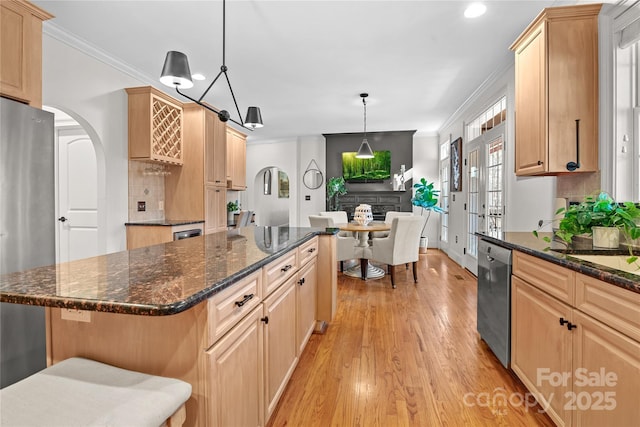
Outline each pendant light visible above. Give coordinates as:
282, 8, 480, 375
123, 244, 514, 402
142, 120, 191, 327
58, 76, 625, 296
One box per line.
356, 93, 374, 159
159, 0, 263, 130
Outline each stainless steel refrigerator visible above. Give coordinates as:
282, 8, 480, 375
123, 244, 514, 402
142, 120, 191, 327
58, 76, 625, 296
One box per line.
0, 97, 55, 388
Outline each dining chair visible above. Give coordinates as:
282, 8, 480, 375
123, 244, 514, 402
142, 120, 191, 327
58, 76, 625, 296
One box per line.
370, 211, 413, 238
308, 215, 360, 271
364, 215, 426, 288
319, 211, 352, 237
234, 210, 250, 229
240, 210, 254, 227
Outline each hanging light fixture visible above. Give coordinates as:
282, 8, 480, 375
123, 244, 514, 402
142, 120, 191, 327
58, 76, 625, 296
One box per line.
356, 93, 374, 159
159, 0, 263, 130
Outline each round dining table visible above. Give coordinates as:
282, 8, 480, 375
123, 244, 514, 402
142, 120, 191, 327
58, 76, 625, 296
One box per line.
337, 222, 391, 279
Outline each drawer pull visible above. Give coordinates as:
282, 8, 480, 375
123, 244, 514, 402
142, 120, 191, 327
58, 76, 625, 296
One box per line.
559, 317, 569, 326
261, 316, 269, 324
234, 294, 255, 307
307, 248, 316, 253
567, 322, 578, 331
298, 278, 305, 286
281, 264, 293, 272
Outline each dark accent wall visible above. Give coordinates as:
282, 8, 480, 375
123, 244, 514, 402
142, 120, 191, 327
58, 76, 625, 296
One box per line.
324, 130, 415, 218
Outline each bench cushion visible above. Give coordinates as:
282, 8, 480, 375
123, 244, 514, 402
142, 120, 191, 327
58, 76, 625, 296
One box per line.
0, 357, 191, 427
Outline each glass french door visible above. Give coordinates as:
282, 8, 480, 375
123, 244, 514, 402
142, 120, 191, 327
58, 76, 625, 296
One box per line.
464, 124, 506, 275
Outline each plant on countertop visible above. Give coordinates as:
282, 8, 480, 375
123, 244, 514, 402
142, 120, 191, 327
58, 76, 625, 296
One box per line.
533, 192, 640, 264
227, 201, 239, 212
411, 178, 445, 238
326, 176, 347, 211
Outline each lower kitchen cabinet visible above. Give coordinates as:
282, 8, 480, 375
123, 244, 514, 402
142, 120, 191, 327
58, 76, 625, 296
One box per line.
296, 257, 317, 355
512, 276, 573, 426
511, 251, 640, 427
263, 275, 298, 421
207, 305, 264, 427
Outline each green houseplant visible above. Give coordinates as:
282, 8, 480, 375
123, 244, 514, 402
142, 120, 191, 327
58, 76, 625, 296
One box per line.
326, 176, 347, 211
227, 200, 239, 223
534, 192, 640, 263
411, 178, 445, 251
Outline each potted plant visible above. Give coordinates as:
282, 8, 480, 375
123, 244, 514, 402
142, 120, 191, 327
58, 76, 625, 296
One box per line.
534, 192, 640, 263
411, 178, 445, 253
326, 176, 347, 211
227, 200, 239, 223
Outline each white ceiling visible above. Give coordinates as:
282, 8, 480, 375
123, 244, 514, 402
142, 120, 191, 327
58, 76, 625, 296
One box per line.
34, 0, 603, 142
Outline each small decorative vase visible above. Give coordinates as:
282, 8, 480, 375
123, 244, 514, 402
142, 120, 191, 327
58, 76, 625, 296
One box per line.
353, 204, 373, 226
592, 226, 619, 249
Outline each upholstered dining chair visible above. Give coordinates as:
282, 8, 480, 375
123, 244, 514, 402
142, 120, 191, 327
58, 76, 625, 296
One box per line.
318, 211, 352, 237
234, 210, 250, 228
370, 211, 413, 238
364, 215, 426, 288
308, 215, 360, 271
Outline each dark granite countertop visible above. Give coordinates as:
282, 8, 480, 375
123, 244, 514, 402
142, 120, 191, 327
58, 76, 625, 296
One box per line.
477, 232, 640, 294
0, 226, 338, 316
124, 219, 205, 227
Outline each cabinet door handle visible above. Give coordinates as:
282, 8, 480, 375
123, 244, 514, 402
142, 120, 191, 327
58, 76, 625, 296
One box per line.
566, 119, 581, 171
567, 322, 577, 331
260, 316, 269, 324
559, 317, 569, 326
537, 160, 543, 166
298, 278, 305, 286
281, 264, 292, 272
58, 216, 68, 222
234, 294, 254, 307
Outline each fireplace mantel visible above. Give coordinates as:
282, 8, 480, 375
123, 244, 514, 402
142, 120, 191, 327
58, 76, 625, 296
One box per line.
336, 190, 412, 220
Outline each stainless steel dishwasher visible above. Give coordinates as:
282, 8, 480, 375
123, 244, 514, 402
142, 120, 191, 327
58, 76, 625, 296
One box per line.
477, 239, 512, 368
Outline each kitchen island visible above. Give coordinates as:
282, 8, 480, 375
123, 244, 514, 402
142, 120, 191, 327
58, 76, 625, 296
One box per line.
0, 226, 338, 427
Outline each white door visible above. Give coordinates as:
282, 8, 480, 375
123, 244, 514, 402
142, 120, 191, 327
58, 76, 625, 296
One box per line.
57, 128, 98, 262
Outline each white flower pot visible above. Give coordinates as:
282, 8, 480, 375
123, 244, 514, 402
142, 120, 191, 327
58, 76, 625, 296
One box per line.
592, 226, 619, 249
419, 237, 428, 254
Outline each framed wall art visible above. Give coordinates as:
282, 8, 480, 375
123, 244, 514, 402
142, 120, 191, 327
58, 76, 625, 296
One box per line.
450, 137, 462, 192
278, 170, 290, 198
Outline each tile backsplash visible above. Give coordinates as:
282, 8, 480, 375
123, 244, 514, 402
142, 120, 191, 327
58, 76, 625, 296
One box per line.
556, 171, 601, 203
128, 161, 166, 221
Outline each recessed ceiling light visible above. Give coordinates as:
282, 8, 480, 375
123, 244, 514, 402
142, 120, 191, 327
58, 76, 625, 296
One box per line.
464, 2, 486, 19
191, 73, 206, 81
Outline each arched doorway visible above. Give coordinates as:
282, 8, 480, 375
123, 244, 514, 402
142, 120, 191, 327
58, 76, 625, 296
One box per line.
44, 106, 106, 262
253, 166, 290, 226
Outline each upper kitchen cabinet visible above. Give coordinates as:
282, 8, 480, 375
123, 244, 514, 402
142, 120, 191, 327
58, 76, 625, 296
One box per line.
0, 0, 52, 108
126, 86, 183, 166
511, 4, 601, 176
226, 126, 247, 190
165, 103, 227, 233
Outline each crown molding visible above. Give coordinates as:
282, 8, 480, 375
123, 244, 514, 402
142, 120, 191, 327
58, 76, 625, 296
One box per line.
42, 22, 157, 86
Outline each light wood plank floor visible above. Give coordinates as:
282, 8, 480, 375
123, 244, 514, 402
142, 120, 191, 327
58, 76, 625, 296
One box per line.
267, 250, 555, 427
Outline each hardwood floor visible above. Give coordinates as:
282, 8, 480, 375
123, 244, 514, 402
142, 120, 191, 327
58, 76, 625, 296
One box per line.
267, 250, 555, 427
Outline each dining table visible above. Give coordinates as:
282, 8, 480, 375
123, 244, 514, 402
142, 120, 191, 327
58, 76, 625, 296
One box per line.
337, 222, 391, 279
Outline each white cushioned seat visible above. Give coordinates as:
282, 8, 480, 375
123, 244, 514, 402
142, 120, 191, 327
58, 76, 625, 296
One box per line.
0, 357, 192, 427
370, 211, 413, 238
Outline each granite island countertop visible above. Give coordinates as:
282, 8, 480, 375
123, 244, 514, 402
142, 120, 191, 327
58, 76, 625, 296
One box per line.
478, 231, 640, 294
124, 219, 205, 227
0, 226, 337, 315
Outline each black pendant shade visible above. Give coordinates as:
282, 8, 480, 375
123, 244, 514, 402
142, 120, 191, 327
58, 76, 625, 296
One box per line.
244, 106, 263, 129
160, 51, 193, 89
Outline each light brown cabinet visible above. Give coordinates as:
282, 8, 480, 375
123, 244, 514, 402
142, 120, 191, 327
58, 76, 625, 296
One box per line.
125, 222, 203, 250
126, 86, 184, 165
0, 0, 51, 108
207, 304, 264, 427
510, 4, 601, 176
511, 251, 640, 426
165, 103, 227, 233
296, 237, 318, 355
226, 126, 247, 190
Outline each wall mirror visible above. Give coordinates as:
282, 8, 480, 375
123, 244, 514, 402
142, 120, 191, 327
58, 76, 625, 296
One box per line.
303, 159, 324, 190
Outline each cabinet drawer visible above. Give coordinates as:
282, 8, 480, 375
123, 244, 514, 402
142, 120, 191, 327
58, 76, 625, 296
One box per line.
298, 237, 318, 268
575, 273, 640, 342
207, 270, 262, 346
263, 250, 298, 296
513, 251, 574, 304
